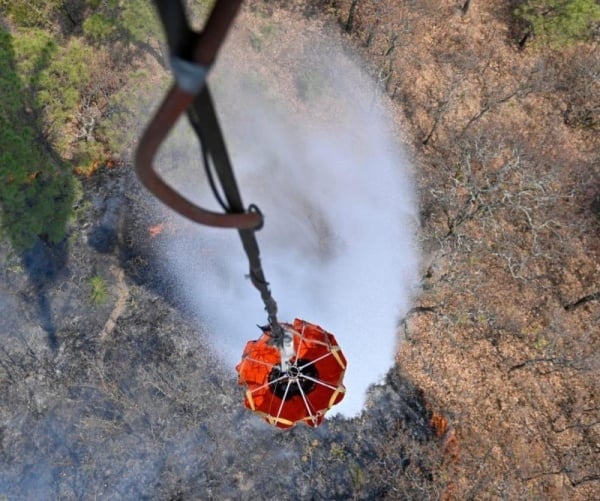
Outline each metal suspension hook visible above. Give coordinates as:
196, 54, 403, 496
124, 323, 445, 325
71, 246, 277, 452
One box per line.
247, 204, 264, 231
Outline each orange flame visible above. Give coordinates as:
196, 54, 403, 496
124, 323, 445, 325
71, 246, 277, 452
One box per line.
148, 223, 166, 238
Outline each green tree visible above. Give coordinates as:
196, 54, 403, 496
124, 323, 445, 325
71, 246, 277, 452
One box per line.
0, 0, 61, 29
515, 0, 600, 47
0, 30, 75, 251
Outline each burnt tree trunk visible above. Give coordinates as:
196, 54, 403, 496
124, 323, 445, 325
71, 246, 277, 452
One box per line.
345, 0, 360, 33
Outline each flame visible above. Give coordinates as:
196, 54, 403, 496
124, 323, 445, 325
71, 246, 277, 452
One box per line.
73, 159, 124, 177
431, 412, 459, 461
148, 223, 166, 238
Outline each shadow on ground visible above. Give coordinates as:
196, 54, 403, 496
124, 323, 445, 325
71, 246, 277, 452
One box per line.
0, 29, 74, 351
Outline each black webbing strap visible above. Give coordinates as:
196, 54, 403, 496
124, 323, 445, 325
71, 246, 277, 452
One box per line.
186, 87, 285, 343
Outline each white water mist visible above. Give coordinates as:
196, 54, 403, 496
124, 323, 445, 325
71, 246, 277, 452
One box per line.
155, 27, 420, 417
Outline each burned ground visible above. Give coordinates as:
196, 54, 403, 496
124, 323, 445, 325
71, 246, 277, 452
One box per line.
1, 164, 442, 499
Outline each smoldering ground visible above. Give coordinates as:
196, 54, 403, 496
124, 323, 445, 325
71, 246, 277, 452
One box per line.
154, 25, 420, 417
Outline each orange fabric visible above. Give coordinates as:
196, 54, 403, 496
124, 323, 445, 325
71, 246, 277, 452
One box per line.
236, 318, 346, 429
